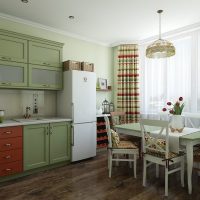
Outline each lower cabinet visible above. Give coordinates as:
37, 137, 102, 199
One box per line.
23, 122, 71, 171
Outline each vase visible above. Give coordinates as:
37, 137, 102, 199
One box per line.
170, 115, 184, 131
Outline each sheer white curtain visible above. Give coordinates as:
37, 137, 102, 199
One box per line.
140, 35, 194, 116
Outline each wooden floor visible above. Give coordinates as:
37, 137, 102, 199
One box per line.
0, 151, 200, 200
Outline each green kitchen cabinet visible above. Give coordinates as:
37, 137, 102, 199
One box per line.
29, 41, 62, 68
23, 124, 49, 171
50, 122, 71, 164
28, 64, 62, 90
0, 60, 28, 88
0, 34, 27, 63
23, 122, 71, 171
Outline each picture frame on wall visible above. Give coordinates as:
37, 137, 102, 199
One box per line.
98, 78, 107, 90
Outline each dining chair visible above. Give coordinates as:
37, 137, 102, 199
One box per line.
193, 148, 200, 171
104, 116, 139, 178
140, 119, 185, 196
110, 111, 142, 157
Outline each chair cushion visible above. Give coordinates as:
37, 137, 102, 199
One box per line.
117, 141, 138, 149
111, 129, 120, 147
146, 149, 181, 159
145, 135, 166, 151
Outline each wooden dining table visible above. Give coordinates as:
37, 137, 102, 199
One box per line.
115, 123, 200, 195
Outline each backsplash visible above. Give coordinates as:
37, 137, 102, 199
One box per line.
0, 90, 57, 119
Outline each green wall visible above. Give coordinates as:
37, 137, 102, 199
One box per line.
0, 17, 114, 109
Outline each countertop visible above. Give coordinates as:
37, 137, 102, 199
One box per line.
0, 117, 72, 128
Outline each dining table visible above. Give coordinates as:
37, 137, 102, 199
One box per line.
114, 123, 200, 195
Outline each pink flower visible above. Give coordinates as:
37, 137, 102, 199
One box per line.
167, 102, 172, 106
179, 97, 183, 101
162, 108, 167, 112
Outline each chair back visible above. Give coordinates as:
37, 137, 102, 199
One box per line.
110, 111, 126, 127
140, 119, 170, 159
104, 116, 113, 148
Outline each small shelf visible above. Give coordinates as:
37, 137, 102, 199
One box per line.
96, 88, 112, 92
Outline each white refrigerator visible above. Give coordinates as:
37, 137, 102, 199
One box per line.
57, 70, 96, 162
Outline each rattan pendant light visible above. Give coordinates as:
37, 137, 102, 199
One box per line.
146, 10, 175, 58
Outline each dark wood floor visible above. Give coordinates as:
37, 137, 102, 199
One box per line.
0, 151, 200, 200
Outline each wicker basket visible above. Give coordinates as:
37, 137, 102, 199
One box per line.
81, 62, 94, 72
63, 60, 81, 71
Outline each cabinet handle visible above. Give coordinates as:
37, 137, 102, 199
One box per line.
1, 82, 11, 86
1, 56, 11, 61
5, 143, 12, 146
5, 155, 11, 159
42, 84, 50, 87
71, 125, 74, 146
5, 168, 12, 171
42, 62, 50, 66
3, 131, 12, 134
46, 126, 49, 135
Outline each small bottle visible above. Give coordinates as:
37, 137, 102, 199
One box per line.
0, 110, 5, 123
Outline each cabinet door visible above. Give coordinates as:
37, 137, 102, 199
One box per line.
50, 122, 71, 164
23, 124, 49, 171
0, 61, 27, 88
0, 34, 27, 63
29, 64, 62, 90
29, 41, 62, 68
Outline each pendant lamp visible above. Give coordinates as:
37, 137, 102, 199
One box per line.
146, 10, 175, 58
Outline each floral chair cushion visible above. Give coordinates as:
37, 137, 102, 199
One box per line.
111, 129, 120, 147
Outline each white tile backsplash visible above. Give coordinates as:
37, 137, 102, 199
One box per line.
0, 89, 57, 119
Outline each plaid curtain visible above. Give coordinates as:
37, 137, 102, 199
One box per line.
117, 44, 140, 123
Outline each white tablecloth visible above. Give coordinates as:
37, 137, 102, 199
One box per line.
151, 127, 200, 153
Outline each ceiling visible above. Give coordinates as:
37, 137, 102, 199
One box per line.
0, 0, 200, 46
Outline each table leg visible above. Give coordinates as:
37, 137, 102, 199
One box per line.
186, 142, 193, 194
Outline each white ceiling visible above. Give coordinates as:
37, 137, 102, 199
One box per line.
0, 0, 200, 46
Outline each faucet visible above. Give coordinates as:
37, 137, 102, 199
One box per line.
24, 106, 31, 119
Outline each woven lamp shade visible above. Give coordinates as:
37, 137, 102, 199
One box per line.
146, 39, 175, 58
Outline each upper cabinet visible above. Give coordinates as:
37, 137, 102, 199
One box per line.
29, 41, 62, 68
0, 29, 64, 90
0, 35, 27, 63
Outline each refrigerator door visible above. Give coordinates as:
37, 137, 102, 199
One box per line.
72, 71, 96, 124
72, 122, 96, 162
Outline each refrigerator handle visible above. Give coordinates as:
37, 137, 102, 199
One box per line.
71, 125, 74, 146
72, 102, 74, 121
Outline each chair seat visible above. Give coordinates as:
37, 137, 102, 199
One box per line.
146, 149, 184, 159
115, 141, 138, 149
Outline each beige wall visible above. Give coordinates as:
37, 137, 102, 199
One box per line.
0, 17, 114, 118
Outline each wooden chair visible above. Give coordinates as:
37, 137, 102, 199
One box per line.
110, 111, 142, 157
104, 116, 139, 178
140, 119, 185, 196
193, 148, 200, 171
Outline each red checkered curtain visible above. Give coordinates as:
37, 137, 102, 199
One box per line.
117, 44, 140, 123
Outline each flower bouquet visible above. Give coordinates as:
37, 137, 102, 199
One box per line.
162, 97, 185, 132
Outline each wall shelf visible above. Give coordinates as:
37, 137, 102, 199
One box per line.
96, 88, 111, 92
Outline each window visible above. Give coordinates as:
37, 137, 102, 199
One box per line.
140, 32, 200, 115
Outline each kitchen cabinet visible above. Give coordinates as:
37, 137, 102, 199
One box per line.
0, 61, 27, 88
29, 41, 62, 68
0, 29, 63, 90
0, 126, 23, 177
23, 122, 71, 171
0, 34, 27, 63
28, 64, 62, 90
